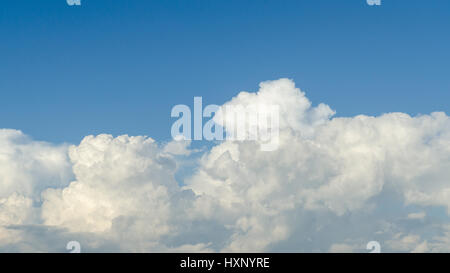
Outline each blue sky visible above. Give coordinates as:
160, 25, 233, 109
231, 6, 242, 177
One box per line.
1, 0, 449, 143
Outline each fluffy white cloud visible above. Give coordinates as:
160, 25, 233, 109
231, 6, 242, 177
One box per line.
1, 79, 450, 252
184, 79, 450, 252
0, 193, 34, 245
0, 129, 72, 199
40, 134, 202, 252
0, 130, 72, 247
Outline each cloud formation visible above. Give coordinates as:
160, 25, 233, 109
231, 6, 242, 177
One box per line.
1, 79, 450, 252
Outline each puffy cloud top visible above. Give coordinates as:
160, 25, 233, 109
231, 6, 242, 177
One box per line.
1, 79, 450, 252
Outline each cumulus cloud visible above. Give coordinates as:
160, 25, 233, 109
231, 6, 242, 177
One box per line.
1, 79, 450, 252
40, 134, 211, 252
0, 129, 72, 199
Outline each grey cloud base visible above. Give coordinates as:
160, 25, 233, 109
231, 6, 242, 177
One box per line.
1, 79, 450, 253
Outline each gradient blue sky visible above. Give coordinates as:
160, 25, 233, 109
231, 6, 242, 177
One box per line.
1, 0, 449, 143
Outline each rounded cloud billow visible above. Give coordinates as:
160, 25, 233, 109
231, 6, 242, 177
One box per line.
1, 79, 450, 252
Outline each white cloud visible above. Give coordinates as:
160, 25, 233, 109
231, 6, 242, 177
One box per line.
0, 129, 72, 199
407, 212, 426, 221
386, 233, 429, 253
329, 243, 359, 253
1, 79, 450, 252
0, 193, 34, 245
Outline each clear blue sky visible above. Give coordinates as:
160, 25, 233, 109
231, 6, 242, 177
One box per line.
1, 0, 449, 143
